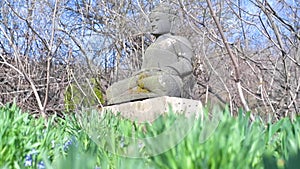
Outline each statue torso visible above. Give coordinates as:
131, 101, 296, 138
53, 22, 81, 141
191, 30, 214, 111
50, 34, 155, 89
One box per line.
142, 34, 180, 69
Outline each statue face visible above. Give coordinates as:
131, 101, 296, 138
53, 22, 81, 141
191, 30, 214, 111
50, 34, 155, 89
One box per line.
149, 13, 171, 35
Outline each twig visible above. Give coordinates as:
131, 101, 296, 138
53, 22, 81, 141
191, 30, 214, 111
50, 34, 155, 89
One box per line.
206, 0, 254, 120
43, 0, 59, 109
0, 26, 46, 117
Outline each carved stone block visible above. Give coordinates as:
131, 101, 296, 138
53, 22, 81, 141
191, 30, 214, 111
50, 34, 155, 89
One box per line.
102, 96, 203, 123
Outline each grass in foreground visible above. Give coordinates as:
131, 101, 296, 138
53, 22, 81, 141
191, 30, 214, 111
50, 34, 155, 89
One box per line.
0, 104, 300, 169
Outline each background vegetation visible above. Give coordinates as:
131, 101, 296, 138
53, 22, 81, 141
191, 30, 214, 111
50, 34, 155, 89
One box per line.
0, 0, 299, 119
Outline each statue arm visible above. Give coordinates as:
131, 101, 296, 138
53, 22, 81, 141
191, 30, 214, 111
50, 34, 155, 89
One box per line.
163, 38, 194, 77
163, 57, 193, 77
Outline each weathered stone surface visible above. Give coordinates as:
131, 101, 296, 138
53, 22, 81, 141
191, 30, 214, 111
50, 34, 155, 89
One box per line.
102, 96, 203, 123
106, 3, 195, 105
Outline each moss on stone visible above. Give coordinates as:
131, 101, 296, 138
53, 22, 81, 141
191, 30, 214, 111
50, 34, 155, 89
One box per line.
64, 78, 104, 112
136, 73, 150, 93
136, 86, 150, 93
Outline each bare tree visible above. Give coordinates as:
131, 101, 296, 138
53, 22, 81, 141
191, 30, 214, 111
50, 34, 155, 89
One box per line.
178, 0, 299, 119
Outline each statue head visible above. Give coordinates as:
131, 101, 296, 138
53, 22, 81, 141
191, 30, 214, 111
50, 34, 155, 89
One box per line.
149, 3, 177, 36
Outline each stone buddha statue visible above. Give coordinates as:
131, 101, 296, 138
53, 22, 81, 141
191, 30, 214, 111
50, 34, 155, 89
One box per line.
106, 3, 194, 105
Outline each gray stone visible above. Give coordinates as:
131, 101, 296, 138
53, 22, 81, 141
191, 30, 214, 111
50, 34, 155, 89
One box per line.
106, 3, 195, 105
102, 96, 202, 123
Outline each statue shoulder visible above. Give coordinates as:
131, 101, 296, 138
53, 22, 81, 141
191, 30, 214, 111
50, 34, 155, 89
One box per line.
170, 35, 192, 49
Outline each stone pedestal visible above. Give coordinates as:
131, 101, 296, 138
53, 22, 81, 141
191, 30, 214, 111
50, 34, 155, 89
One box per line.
102, 96, 203, 123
